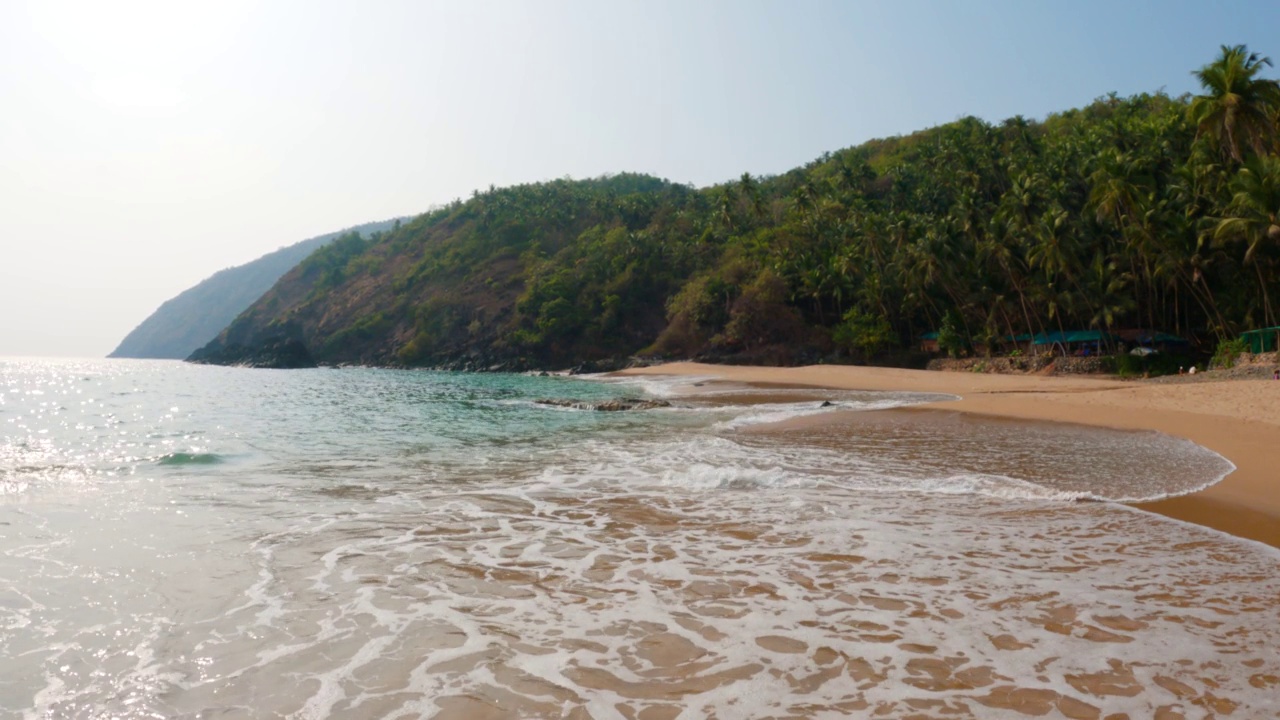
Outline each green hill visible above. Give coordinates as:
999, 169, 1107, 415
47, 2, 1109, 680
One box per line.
109, 219, 401, 359
189, 47, 1280, 371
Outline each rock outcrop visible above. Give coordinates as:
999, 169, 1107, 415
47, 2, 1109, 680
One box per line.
535, 398, 672, 412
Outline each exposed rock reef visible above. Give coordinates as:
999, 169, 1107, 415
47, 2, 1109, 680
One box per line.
534, 398, 672, 412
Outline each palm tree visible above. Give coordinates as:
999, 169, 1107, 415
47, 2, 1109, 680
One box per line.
1089, 150, 1155, 227
1215, 155, 1280, 325
1188, 45, 1280, 162
738, 172, 765, 219
715, 187, 736, 232
1215, 154, 1280, 263
1083, 251, 1134, 334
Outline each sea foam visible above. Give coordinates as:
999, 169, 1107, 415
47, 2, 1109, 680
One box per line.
2, 360, 1273, 719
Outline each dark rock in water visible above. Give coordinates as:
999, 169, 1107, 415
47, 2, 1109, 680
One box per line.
596, 399, 670, 411
536, 398, 580, 409
535, 398, 671, 412
568, 358, 626, 375
188, 335, 316, 369
626, 355, 667, 368
820, 400, 834, 407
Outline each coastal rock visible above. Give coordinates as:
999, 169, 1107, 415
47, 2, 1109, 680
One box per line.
567, 358, 626, 375
625, 355, 669, 368
927, 356, 1055, 374
187, 336, 316, 369
535, 398, 672, 412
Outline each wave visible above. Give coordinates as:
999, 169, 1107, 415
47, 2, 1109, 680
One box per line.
714, 394, 957, 430
518, 412, 1233, 507
900, 472, 1099, 502
639, 464, 1097, 501
156, 452, 225, 466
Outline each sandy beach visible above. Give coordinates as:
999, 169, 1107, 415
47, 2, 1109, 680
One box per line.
618, 362, 1280, 549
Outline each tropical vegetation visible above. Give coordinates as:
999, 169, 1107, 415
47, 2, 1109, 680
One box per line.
190, 46, 1280, 370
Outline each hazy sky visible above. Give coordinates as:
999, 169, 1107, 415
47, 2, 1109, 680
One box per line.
3, 0, 1279, 357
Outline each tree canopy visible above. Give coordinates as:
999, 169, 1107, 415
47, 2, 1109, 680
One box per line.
191, 46, 1280, 369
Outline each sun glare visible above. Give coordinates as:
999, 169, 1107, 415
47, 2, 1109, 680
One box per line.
27, 0, 244, 112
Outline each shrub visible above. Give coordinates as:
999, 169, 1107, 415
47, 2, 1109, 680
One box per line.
937, 311, 969, 358
1210, 337, 1249, 369
833, 307, 895, 359
1109, 352, 1144, 378
722, 269, 805, 350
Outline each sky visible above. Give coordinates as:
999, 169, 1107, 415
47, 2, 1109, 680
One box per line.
3, 0, 1279, 357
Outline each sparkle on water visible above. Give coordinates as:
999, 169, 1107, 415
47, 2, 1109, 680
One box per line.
1, 358, 1276, 719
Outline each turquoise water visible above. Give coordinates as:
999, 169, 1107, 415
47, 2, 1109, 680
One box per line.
2, 358, 1278, 718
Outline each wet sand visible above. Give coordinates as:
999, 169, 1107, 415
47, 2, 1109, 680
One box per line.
616, 363, 1280, 548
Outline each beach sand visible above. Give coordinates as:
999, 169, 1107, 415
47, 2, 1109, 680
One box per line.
617, 363, 1280, 548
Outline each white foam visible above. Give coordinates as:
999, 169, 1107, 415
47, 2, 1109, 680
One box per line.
658, 462, 810, 490
4, 362, 1274, 718
712, 395, 954, 430
14, 478, 1280, 718
898, 472, 1097, 501
592, 373, 719, 399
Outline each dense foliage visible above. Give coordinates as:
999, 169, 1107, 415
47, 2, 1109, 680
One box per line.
191, 46, 1280, 369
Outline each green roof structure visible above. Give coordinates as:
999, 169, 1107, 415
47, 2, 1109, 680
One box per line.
1032, 330, 1121, 345
1137, 331, 1189, 345
1240, 327, 1280, 354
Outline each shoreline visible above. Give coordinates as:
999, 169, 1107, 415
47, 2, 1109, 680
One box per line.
616, 362, 1280, 549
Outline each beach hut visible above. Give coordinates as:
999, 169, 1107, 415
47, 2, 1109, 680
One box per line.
1032, 330, 1121, 356
1240, 326, 1280, 354
1135, 331, 1189, 351
1001, 333, 1034, 355
1136, 331, 1187, 344
919, 332, 939, 353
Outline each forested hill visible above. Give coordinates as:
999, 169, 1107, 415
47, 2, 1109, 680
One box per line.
109, 219, 401, 359
190, 46, 1280, 371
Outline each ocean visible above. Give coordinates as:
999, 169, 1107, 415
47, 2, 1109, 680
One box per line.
2, 358, 1277, 719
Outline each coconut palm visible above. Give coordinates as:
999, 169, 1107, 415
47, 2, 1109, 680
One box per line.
737, 172, 765, 219
1215, 154, 1280, 263
1215, 154, 1280, 325
1188, 44, 1280, 162
1089, 150, 1156, 227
